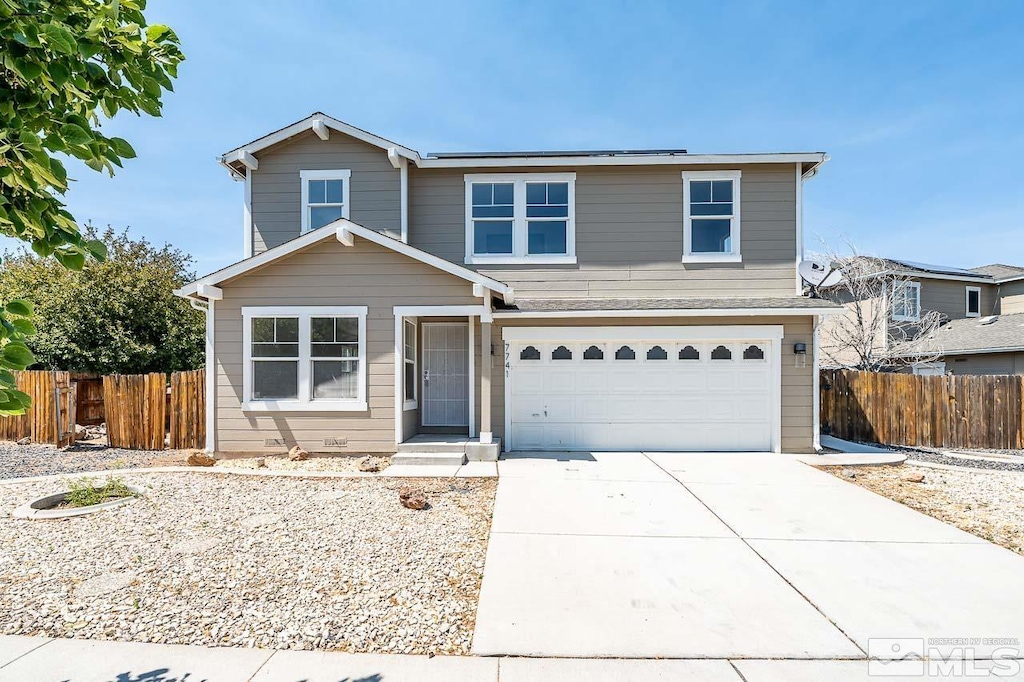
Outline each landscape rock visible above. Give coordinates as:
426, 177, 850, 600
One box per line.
16, 437, 30, 446
255, 458, 266, 468
288, 446, 308, 461
840, 468, 856, 479
186, 451, 216, 467
399, 486, 427, 510
904, 472, 926, 483
357, 456, 384, 473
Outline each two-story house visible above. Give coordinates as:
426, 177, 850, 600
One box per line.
175, 113, 836, 458
819, 259, 1024, 375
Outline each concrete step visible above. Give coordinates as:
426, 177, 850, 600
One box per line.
390, 452, 467, 466
396, 440, 469, 454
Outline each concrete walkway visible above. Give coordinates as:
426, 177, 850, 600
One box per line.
473, 451, 1024, 663
6, 635, 1023, 681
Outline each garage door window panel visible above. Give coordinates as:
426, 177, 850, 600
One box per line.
711, 345, 733, 361
583, 345, 605, 360
646, 345, 668, 361
678, 345, 701, 361
743, 345, 765, 360
519, 345, 541, 361
551, 345, 573, 360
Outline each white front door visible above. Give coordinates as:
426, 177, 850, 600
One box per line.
506, 327, 780, 452
421, 323, 469, 427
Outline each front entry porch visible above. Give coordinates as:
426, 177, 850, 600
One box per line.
392, 434, 501, 465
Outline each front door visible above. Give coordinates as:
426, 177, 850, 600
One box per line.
421, 323, 469, 427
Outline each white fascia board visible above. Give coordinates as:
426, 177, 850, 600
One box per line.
220, 114, 421, 171
994, 274, 1024, 284
418, 152, 826, 169
858, 269, 993, 284
176, 219, 511, 300
492, 307, 840, 319
502, 325, 786, 342
913, 346, 1024, 357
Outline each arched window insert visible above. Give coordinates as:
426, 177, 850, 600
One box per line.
743, 345, 765, 360
678, 345, 700, 360
583, 345, 604, 360
646, 345, 668, 360
711, 345, 732, 360
519, 345, 541, 360
615, 346, 636, 360
551, 345, 572, 360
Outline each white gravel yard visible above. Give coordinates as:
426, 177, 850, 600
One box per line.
0, 471, 496, 654
831, 464, 1024, 555
0, 442, 188, 480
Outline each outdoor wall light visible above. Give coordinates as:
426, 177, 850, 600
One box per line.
793, 342, 807, 354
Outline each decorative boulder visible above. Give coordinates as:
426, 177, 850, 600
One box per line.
255, 457, 266, 468
904, 472, 926, 483
187, 451, 216, 467
288, 446, 308, 461
16, 437, 30, 445
357, 456, 382, 473
399, 485, 427, 510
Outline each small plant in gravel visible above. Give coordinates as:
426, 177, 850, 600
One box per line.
63, 476, 136, 508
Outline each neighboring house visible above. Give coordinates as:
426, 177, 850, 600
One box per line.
819, 258, 1024, 375
175, 112, 836, 457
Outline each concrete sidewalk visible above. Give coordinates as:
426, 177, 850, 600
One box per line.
7, 636, 1024, 681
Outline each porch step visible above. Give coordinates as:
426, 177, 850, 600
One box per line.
390, 452, 468, 467
396, 437, 470, 454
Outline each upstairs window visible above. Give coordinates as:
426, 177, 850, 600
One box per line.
891, 281, 921, 322
682, 170, 741, 263
966, 286, 981, 318
465, 173, 576, 264
301, 169, 351, 233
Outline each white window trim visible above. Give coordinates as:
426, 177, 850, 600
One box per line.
464, 172, 577, 265
300, 169, 352, 234
891, 281, 921, 322
681, 170, 742, 263
965, 286, 982, 318
242, 305, 368, 412
403, 317, 418, 410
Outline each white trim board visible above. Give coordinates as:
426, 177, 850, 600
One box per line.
175, 220, 512, 301
419, 152, 827, 169
492, 307, 839, 319
501, 325, 785, 343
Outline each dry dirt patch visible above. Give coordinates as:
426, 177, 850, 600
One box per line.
0, 472, 495, 654
829, 464, 1024, 555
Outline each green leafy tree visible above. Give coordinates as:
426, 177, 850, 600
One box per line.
0, 0, 183, 412
0, 226, 203, 374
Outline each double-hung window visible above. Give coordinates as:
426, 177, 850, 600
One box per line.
403, 318, 417, 409
243, 306, 367, 411
465, 173, 576, 264
682, 170, 741, 262
965, 286, 981, 317
300, 169, 351, 233
891, 281, 921, 322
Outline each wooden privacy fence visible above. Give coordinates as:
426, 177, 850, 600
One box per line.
0, 371, 76, 447
169, 369, 205, 450
820, 369, 1024, 450
101, 369, 205, 450
71, 373, 105, 426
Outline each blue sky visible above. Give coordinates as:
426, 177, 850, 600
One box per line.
21, 0, 1024, 276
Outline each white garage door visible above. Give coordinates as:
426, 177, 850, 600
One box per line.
505, 326, 781, 452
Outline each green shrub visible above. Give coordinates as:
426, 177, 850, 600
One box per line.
63, 476, 136, 508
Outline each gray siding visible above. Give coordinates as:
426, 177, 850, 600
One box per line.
409, 164, 799, 298
999, 280, 1024, 314
917, 278, 998, 321
250, 131, 400, 253
946, 352, 1024, 376
214, 237, 479, 455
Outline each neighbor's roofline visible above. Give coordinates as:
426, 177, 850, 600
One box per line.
174, 219, 511, 300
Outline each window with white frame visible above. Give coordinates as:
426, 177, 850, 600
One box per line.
403, 318, 417, 409
465, 173, 576, 263
965, 286, 981, 317
681, 170, 741, 262
891, 281, 921, 322
300, 169, 351, 233
243, 306, 367, 411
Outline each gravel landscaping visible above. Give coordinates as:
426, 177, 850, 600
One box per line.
895, 446, 1024, 472
215, 454, 391, 473
0, 472, 496, 654
0, 441, 188, 480
830, 464, 1024, 555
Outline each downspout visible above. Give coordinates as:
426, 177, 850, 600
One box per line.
189, 297, 216, 453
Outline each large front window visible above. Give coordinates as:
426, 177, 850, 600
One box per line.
891, 281, 921, 322
300, 169, 351, 233
465, 173, 576, 264
243, 306, 367, 411
682, 170, 741, 262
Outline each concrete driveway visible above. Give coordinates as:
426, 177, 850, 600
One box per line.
472, 452, 1024, 665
